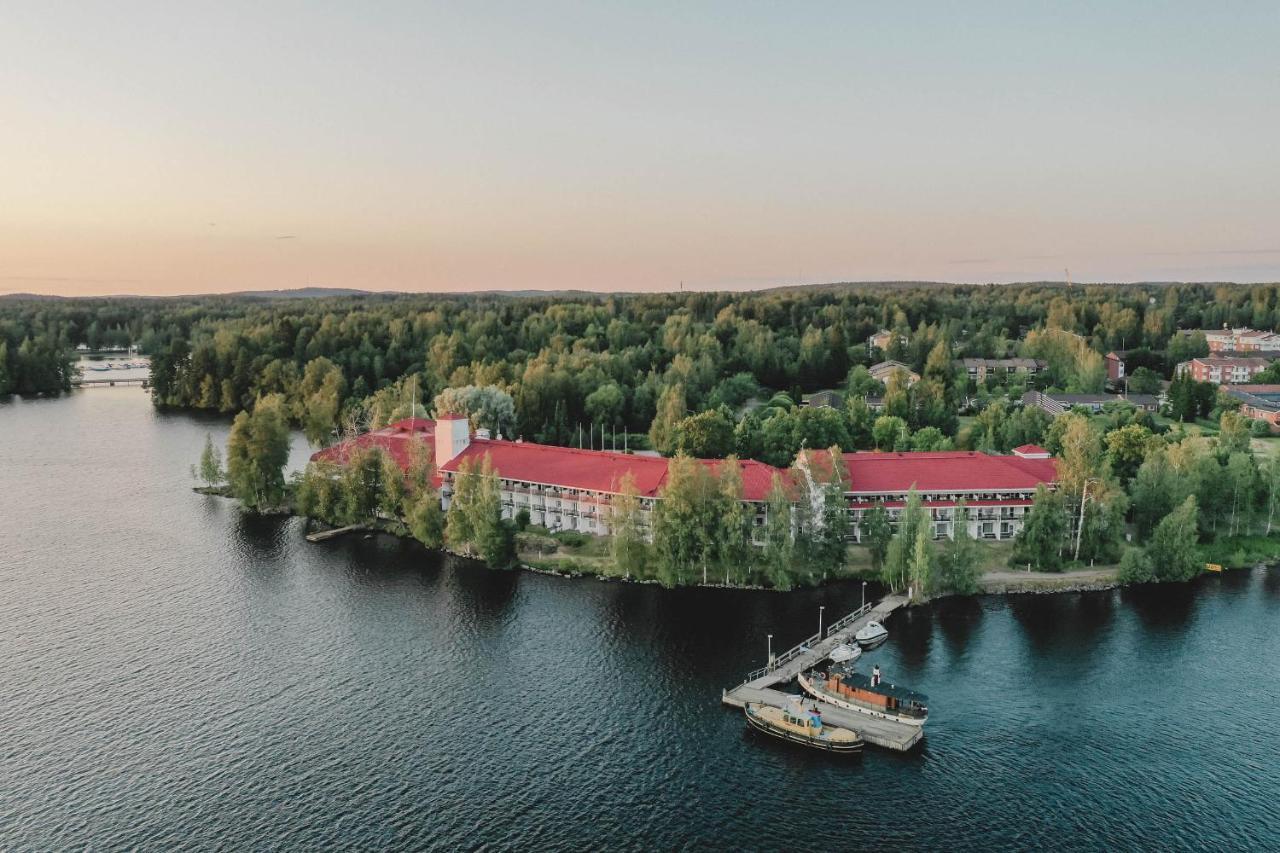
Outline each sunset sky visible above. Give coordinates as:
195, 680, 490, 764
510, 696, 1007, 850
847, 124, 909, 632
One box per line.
3, 2, 1278, 296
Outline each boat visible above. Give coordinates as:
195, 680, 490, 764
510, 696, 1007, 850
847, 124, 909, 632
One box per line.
798, 665, 928, 726
828, 643, 861, 664
854, 620, 889, 647
743, 697, 863, 754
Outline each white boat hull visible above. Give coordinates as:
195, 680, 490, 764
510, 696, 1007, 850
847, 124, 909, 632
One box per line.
797, 671, 927, 727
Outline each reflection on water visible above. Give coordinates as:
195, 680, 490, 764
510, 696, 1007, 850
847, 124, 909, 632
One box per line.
2, 390, 1280, 851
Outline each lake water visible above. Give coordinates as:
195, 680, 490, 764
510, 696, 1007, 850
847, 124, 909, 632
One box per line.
3, 389, 1279, 851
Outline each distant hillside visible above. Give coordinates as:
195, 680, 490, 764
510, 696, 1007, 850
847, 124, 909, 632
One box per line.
225, 287, 378, 299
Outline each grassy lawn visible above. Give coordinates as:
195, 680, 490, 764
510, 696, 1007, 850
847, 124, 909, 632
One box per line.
1251, 436, 1280, 462
845, 538, 1018, 578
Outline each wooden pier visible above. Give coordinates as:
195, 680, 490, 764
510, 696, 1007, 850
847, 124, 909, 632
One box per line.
305, 524, 365, 543
722, 593, 923, 751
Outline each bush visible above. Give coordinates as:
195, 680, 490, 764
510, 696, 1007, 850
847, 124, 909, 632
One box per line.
1118, 548, 1153, 584
515, 507, 530, 531
1250, 418, 1273, 437
553, 530, 589, 548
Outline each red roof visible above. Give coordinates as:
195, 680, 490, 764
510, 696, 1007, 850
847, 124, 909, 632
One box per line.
438, 439, 780, 501
314, 425, 1054, 503
310, 418, 436, 470
842, 450, 1056, 494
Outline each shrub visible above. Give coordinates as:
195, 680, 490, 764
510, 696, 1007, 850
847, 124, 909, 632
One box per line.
553, 530, 589, 548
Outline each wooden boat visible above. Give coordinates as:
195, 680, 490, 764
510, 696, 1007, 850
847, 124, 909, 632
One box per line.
798, 666, 928, 727
743, 698, 863, 754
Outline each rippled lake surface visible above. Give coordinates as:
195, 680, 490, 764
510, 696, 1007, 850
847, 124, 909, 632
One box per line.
3, 389, 1279, 851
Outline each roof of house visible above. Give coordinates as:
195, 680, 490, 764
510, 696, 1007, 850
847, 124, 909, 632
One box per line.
868, 360, 917, 379
958, 357, 1045, 369
310, 418, 436, 470
313, 420, 1056, 503
1224, 385, 1280, 412
841, 450, 1056, 494
438, 439, 781, 501
1013, 444, 1050, 456
1190, 356, 1272, 368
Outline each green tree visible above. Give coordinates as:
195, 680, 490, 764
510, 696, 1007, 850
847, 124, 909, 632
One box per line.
861, 503, 892, 570
761, 474, 795, 590
433, 385, 517, 437
1146, 496, 1202, 582
909, 521, 934, 598
872, 415, 909, 451
673, 408, 736, 458
1218, 410, 1252, 455
650, 454, 717, 587
225, 394, 292, 511
607, 472, 649, 579
406, 489, 446, 548
715, 458, 754, 585
1105, 423, 1156, 485
648, 383, 687, 455
196, 433, 224, 487
298, 356, 347, 446
1126, 366, 1162, 394
378, 450, 408, 520
937, 504, 981, 595
584, 381, 625, 428
1010, 485, 1068, 571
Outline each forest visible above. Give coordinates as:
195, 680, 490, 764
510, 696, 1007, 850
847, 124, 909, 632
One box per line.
8, 281, 1280, 591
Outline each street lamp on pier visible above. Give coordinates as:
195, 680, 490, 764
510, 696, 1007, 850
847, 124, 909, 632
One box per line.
818, 605, 825, 638
767, 634, 773, 667
862, 581, 868, 611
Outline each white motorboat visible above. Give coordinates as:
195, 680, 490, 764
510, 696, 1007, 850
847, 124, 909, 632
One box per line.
828, 644, 861, 664
854, 620, 889, 647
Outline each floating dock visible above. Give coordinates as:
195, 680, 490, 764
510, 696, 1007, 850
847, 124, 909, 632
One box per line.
722, 593, 923, 751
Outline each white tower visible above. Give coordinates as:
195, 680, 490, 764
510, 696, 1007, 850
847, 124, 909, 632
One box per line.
434, 414, 471, 465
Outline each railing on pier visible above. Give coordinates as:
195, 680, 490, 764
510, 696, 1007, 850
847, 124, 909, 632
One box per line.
824, 601, 873, 639
738, 601, 876, 686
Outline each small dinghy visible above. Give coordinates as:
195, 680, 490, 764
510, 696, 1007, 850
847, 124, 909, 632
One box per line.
854, 620, 889, 647
828, 643, 861, 664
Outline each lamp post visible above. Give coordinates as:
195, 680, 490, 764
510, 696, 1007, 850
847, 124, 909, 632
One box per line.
767, 634, 774, 667
818, 605, 825, 638
862, 581, 868, 611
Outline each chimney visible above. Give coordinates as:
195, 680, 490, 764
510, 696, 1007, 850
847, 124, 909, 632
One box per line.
435, 414, 471, 465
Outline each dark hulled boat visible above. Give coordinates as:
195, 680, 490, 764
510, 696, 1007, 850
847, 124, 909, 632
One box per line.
798, 666, 928, 726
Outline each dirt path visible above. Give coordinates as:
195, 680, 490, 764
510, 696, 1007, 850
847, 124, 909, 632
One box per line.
979, 566, 1118, 594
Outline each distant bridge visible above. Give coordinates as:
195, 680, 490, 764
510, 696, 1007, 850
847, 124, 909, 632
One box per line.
73, 377, 150, 388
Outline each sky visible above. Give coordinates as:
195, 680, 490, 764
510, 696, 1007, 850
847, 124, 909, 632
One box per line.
2, 2, 1278, 296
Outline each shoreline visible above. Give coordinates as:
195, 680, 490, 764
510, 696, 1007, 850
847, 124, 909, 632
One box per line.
197, 488, 1267, 598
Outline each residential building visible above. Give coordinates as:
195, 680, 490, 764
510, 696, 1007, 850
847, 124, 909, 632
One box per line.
869, 360, 919, 387
805, 389, 845, 409
1021, 390, 1160, 416
1185, 327, 1280, 353
1105, 351, 1125, 384
1177, 356, 1274, 385
956, 358, 1046, 384
1222, 385, 1280, 431
868, 329, 901, 352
